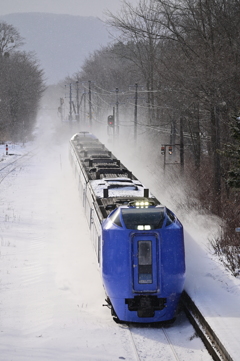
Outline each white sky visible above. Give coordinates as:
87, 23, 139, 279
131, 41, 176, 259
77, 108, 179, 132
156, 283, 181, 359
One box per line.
0, 0, 139, 19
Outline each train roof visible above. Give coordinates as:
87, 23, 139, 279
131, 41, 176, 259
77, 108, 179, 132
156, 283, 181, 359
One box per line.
70, 132, 161, 219
71, 132, 98, 141
90, 177, 160, 219
90, 177, 152, 199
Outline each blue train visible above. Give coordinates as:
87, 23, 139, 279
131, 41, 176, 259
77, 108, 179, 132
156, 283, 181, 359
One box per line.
69, 132, 185, 323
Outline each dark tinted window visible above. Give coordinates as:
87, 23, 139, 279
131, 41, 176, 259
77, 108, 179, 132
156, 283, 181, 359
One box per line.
122, 208, 165, 230
138, 241, 152, 284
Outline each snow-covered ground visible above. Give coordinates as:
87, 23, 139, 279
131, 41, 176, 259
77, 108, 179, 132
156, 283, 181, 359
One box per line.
0, 118, 238, 360
106, 129, 240, 361
0, 138, 135, 360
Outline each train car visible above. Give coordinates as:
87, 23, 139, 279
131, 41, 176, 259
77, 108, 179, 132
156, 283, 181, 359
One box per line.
69, 131, 185, 323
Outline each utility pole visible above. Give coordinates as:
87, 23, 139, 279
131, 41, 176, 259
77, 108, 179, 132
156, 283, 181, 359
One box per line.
180, 117, 184, 170
134, 83, 138, 141
113, 106, 115, 137
76, 81, 80, 122
83, 89, 86, 124
58, 98, 64, 122
69, 83, 73, 122
116, 87, 119, 136
65, 83, 73, 122
88, 80, 92, 127
170, 119, 177, 155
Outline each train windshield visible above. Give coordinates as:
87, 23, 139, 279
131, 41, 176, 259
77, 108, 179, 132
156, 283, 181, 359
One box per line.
121, 208, 166, 230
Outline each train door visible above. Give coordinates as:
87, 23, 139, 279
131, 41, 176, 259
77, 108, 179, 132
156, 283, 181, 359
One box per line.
132, 234, 159, 292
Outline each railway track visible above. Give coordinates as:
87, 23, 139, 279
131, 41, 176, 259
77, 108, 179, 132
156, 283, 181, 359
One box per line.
119, 291, 232, 361
0, 148, 38, 184
127, 322, 190, 361
181, 291, 233, 361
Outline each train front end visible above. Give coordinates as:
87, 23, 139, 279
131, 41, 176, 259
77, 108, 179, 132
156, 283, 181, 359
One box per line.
102, 202, 185, 323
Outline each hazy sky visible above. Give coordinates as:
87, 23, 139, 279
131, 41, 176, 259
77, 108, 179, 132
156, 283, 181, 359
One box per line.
0, 0, 139, 19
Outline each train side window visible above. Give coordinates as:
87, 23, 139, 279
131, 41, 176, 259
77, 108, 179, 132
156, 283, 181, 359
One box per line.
138, 241, 152, 284
166, 208, 175, 226
109, 210, 123, 227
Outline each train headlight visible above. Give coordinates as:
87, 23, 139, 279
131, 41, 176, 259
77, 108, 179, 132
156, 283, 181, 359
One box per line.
128, 200, 155, 208
137, 225, 151, 230
135, 201, 151, 208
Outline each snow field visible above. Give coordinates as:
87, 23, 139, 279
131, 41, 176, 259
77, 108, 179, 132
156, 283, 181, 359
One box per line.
0, 128, 216, 360
0, 141, 137, 360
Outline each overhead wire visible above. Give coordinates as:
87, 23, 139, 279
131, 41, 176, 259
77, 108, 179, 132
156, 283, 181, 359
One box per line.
66, 81, 204, 142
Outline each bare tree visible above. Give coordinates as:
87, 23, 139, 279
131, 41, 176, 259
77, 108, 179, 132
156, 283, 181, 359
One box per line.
107, 0, 166, 124
0, 21, 24, 57
0, 22, 44, 142
152, 0, 240, 213
73, 43, 141, 122
5, 51, 45, 141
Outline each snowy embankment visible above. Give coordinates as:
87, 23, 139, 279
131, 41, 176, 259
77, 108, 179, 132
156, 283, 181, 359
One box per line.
0, 130, 213, 361
104, 130, 240, 361
0, 140, 134, 360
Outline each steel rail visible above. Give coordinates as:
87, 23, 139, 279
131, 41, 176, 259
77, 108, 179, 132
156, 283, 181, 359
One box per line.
0, 154, 25, 172
0, 149, 38, 184
162, 327, 182, 361
181, 290, 233, 361
128, 324, 182, 361
127, 325, 142, 361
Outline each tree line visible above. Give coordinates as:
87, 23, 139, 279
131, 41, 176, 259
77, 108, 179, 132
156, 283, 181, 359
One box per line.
66, 0, 239, 274
0, 21, 45, 142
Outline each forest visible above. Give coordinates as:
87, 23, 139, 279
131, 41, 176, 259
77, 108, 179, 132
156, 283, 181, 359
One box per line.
64, 0, 240, 275
0, 21, 44, 142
